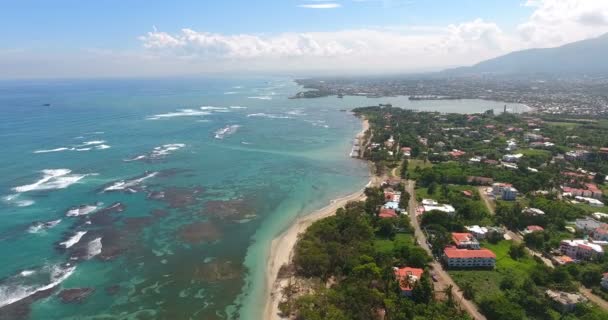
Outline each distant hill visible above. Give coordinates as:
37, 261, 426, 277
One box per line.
444, 33, 608, 75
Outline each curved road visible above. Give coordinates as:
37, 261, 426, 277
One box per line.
406, 181, 487, 320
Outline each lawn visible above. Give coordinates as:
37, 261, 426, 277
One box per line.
449, 240, 540, 303
408, 159, 433, 172
545, 121, 581, 129
373, 233, 415, 254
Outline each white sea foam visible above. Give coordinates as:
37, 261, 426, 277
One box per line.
81, 140, 105, 146
224, 91, 237, 95
13, 169, 89, 193
247, 96, 272, 100
151, 144, 185, 158
75, 148, 92, 151
103, 172, 158, 192
214, 125, 241, 139
0, 263, 76, 308
86, 238, 103, 259
66, 205, 98, 217
124, 155, 147, 162
229, 106, 247, 109
287, 109, 307, 116
60, 231, 87, 248
27, 219, 61, 233
147, 109, 211, 120
33, 147, 72, 154
95, 144, 111, 150
247, 113, 291, 119
2, 194, 34, 207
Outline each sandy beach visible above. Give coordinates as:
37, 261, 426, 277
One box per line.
262, 118, 370, 320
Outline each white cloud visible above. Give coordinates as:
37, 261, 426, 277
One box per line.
298, 3, 342, 9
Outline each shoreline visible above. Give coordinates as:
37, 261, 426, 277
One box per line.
262, 118, 371, 320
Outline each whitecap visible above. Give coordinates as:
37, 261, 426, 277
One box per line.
86, 238, 102, 259
27, 219, 61, 233
247, 96, 272, 100
3, 194, 34, 207
81, 140, 106, 146
33, 147, 72, 154
124, 155, 147, 162
229, 106, 247, 109
59, 231, 87, 248
103, 172, 158, 192
246, 113, 291, 119
75, 148, 92, 151
224, 92, 237, 95
214, 125, 241, 139
13, 169, 89, 193
66, 205, 98, 217
147, 109, 211, 120
95, 144, 111, 150
0, 263, 76, 308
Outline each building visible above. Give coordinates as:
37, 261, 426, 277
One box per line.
451, 233, 481, 249
601, 273, 608, 290
384, 201, 400, 211
379, 208, 398, 219
502, 153, 523, 163
492, 183, 512, 196
393, 267, 424, 297
545, 290, 587, 313
592, 212, 608, 220
552, 255, 574, 266
522, 207, 545, 216
560, 239, 604, 261
502, 187, 518, 201
575, 218, 603, 233
443, 247, 496, 268
524, 225, 544, 234
465, 225, 504, 239
593, 224, 608, 241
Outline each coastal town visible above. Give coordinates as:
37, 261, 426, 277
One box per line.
270, 105, 608, 320
292, 76, 608, 117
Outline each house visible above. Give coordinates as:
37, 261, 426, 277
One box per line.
384, 201, 401, 211
452, 233, 481, 249
575, 218, 603, 233
565, 150, 591, 162
522, 207, 545, 216
467, 176, 494, 185
574, 196, 604, 207
601, 273, 608, 290
401, 147, 412, 158
443, 247, 496, 268
465, 225, 488, 239
502, 187, 518, 201
502, 153, 523, 163
421, 200, 456, 216
592, 212, 608, 220
492, 183, 512, 195
593, 224, 608, 241
393, 267, 424, 296
385, 136, 395, 148
379, 208, 398, 219
545, 290, 587, 313
524, 225, 544, 234
449, 149, 466, 158
560, 239, 604, 261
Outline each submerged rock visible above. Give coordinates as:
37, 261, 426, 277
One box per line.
201, 199, 256, 221
178, 221, 222, 244
58, 288, 95, 303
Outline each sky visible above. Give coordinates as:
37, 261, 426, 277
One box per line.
1, 0, 608, 78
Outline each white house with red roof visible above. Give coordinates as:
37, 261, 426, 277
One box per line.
451, 233, 480, 250
393, 267, 424, 297
443, 246, 496, 268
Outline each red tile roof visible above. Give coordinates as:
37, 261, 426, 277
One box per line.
444, 247, 496, 259
394, 267, 424, 292
526, 225, 544, 232
379, 208, 398, 219
451, 233, 475, 246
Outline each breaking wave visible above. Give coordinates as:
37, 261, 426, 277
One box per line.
12, 169, 90, 193
59, 231, 87, 249
66, 205, 99, 217
214, 125, 241, 139
103, 172, 158, 192
247, 113, 291, 119
247, 96, 272, 100
0, 263, 76, 308
147, 109, 211, 120
27, 219, 61, 234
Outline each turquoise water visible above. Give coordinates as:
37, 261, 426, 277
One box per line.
0, 77, 524, 320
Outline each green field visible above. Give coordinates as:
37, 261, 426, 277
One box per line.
545, 121, 581, 129
373, 233, 415, 254
408, 159, 433, 171
449, 240, 539, 303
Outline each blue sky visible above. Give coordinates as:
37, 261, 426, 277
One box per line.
1, 0, 607, 78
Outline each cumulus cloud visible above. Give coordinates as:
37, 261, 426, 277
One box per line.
517, 0, 608, 47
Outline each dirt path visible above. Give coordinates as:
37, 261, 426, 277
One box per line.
406, 181, 487, 320
477, 186, 495, 215
579, 287, 608, 311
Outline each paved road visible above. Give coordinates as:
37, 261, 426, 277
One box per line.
406, 181, 487, 320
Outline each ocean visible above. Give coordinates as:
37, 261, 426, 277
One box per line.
0, 77, 525, 320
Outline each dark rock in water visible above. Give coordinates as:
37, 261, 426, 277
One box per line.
201, 199, 256, 221
0, 287, 55, 320
156, 168, 192, 178
178, 221, 222, 244
105, 285, 120, 296
58, 288, 95, 303
152, 186, 205, 208
151, 209, 169, 218
123, 216, 155, 232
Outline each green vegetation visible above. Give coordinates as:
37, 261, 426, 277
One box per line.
283, 194, 468, 320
